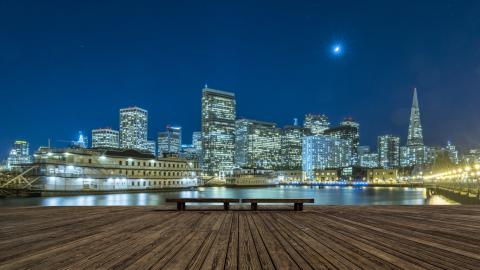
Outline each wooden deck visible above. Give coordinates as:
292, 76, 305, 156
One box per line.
0, 205, 479, 269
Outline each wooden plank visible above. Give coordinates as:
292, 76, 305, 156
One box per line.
237, 212, 262, 269
224, 212, 239, 270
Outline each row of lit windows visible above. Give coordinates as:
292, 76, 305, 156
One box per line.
118, 160, 185, 168
84, 158, 186, 169
130, 179, 194, 187
119, 170, 191, 177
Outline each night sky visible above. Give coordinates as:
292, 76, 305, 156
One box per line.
1, 0, 480, 158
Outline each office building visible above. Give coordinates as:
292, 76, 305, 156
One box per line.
302, 135, 351, 180
235, 119, 281, 169
378, 135, 400, 168
445, 141, 459, 164
281, 125, 309, 169
91, 128, 120, 149
303, 114, 330, 135
201, 87, 236, 176
360, 153, 379, 168
192, 131, 202, 155
119, 106, 148, 151
324, 117, 360, 165
7, 140, 32, 169
146, 140, 156, 156
157, 126, 182, 156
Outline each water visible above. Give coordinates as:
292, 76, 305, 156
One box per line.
0, 186, 457, 206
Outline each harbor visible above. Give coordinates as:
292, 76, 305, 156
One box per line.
0, 205, 479, 269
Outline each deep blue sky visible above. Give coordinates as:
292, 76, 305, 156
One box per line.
1, 0, 480, 158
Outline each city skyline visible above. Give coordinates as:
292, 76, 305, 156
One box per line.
2, 1, 480, 157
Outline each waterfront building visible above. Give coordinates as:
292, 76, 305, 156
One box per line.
405, 88, 426, 166
119, 106, 148, 151
146, 140, 156, 156
201, 87, 236, 176
312, 169, 339, 182
367, 168, 399, 183
7, 140, 32, 169
445, 141, 459, 164
192, 131, 202, 156
324, 117, 360, 165
32, 147, 201, 191
281, 124, 310, 169
157, 126, 182, 156
276, 170, 303, 182
378, 135, 400, 168
303, 114, 330, 135
302, 135, 351, 180
91, 128, 120, 149
235, 119, 281, 170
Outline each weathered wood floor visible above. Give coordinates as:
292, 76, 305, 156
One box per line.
0, 205, 479, 269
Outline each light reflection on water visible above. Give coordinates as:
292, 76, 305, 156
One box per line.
0, 186, 458, 207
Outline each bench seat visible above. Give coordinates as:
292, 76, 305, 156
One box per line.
165, 198, 240, 210
241, 198, 314, 211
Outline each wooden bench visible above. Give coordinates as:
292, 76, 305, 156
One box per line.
241, 198, 314, 211
165, 198, 240, 211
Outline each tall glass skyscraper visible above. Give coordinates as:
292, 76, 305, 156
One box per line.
157, 126, 182, 156
303, 114, 330, 135
91, 128, 120, 149
377, 135, 400, 168
201, 87, 236, 176
281, 124, 309, 169
324, 118, 360, 166
302, 135, 351, 180
192, 131, 202, 156
119, 106, 148, 151
406, 88, 425, 166
235, 119, 281, 169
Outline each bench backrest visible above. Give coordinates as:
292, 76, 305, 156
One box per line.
242, 198, 314, 203
165, 198, 240, 203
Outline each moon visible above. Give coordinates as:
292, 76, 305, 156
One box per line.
332, 44, 342, 55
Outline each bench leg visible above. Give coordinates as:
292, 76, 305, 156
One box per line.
294, 203, 303, 211
251, 202, 258, 211
177, 202, 186, 211
224, 202, 230, 211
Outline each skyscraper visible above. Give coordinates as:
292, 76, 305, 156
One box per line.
235, 119, 281, 169
146, 140, 157, 156
281, 124, 309, 169
157, 126, 182, 156
302, 135, 351, 180
7, 140, 31, 169
324, 117, 360, 165
91, 128, 120, 149
119, 106, 148, 151
192, 131, 202, 156
405, 88, 425, 166
377, 135, 400, 168
201, 87, 236, 176
445, 141, 459, 164
303, 114, 330, 135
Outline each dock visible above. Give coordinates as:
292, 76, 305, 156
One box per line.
1, 205, 479, 269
